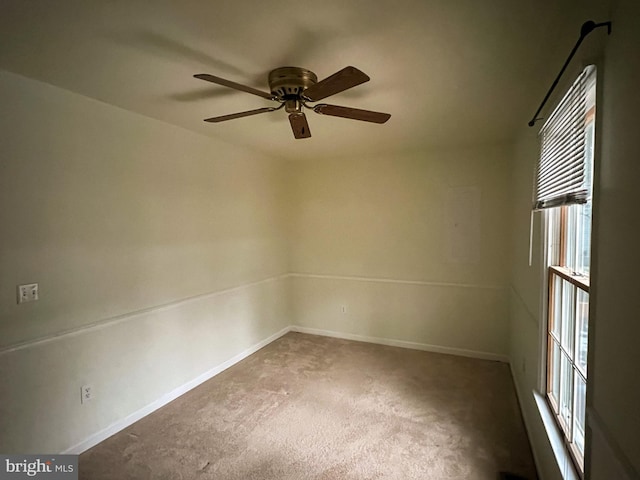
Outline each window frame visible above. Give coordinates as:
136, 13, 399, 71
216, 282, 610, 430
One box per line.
544, 206, 590, 475
536, 66, 597, 479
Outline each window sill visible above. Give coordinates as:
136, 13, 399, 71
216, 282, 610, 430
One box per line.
533, 390, 581, 480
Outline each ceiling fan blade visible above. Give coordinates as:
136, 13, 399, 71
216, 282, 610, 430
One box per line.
289, 113, 312, 139
313, 104, 391, 123
204, 107, 278, 123
302, 66, 370, 102
194, 73, 274, 100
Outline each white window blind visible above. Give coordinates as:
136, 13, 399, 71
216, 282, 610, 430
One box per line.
533, 66, 595, 211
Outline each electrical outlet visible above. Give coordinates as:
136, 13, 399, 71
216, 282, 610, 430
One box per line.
17, 283, 38, 304
81, 385, 93, 404
341, 305, 347, 314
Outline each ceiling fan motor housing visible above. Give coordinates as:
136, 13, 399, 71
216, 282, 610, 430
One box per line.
268, 67, 317, 99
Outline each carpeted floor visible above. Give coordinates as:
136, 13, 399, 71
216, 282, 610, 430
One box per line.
79, 333, 537, 479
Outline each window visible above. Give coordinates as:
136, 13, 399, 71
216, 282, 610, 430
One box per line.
546, 204, 591, 470
535, 66, 596, 474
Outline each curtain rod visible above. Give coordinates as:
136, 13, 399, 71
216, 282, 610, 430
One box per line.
528, 20, 612, 127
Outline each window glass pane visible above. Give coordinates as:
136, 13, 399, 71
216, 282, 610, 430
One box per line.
547, 207, 562, 264
561, 280, 576, 357
573, 372, 587, 455
565, 206, 578, 271
575, 289, 589, 375
560, 351, 574, 433
549, 338, 561, 409
551, 275, 562, 340
576, 202, 592, 275
571, 204, 582, 272
562, 202, 593, 276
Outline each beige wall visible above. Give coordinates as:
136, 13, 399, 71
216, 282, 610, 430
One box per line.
0, 70, 290, 453
589, 0, 640, 475
287, 147, 512, 358
508, 1, 640, 478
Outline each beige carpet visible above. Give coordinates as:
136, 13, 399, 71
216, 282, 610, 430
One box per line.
79, 333, 537, 479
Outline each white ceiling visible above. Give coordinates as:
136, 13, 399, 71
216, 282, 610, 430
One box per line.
0, 0, 611, 160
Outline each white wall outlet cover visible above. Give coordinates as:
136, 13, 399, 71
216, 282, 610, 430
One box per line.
17, 283, 39, 304
81, 385, 93, 404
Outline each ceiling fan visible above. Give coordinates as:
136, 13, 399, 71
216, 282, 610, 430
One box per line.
193, 66, 391, 139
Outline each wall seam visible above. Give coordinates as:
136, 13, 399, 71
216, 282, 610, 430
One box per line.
509, 284, 539, 326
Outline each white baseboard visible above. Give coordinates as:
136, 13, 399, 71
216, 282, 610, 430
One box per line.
509, 363, 545, 480
290, 325, 509, 363
63, 325, 292, 455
